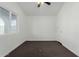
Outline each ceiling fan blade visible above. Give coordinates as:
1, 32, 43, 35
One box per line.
44, 2, 51, 5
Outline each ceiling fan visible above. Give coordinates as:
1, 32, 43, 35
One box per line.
37, 2, 51, 7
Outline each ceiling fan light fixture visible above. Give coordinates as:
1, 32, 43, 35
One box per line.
37, 2, 44, 7
37, 2, 44, 5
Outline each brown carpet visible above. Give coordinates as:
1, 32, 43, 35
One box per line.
5, 41, 77, 57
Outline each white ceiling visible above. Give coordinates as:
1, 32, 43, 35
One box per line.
18, 2, 64, 16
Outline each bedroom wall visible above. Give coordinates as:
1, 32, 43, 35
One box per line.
57, 2, 79, 56
0, 2, 29, 56
27, 16, 57, 41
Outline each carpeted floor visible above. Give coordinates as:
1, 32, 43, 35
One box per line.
6, 41, 77, 57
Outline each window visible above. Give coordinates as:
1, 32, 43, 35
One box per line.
10, 13, 16, 32
0, 18, 5, 34
0, 7, 16, 34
